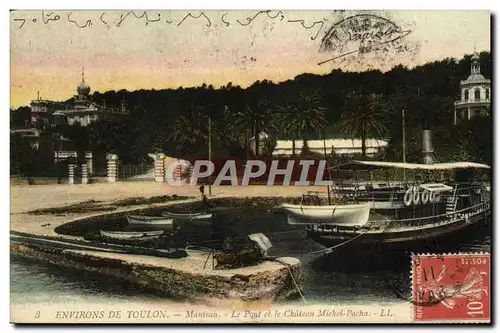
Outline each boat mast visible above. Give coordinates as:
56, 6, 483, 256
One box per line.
323, 132, 331, 205
208, 116, 212, 196
402, 109, 406, 181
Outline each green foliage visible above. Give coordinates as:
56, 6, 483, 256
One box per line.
260, 136, 277, 157
10, 52, 491, 166
10, 106, 31, 128
340, 93, 389, 158
278, 92, 328, 155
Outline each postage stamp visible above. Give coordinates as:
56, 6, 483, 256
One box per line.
412, 253, 490, 323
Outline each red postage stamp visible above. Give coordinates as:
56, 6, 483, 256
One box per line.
412, 253, 490, 323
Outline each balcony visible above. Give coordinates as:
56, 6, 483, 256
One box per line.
454, 99, 490, 107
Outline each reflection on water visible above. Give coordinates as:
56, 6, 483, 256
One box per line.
10, 208, 491, 305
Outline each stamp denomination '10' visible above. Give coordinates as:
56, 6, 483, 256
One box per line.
412, 253, 490, 323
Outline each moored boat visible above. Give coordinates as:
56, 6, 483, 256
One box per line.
302, 160, 491, 250
100, 230, 164, 242
162, 211, 213, 220
126, 215, 174, 229
282, 202, 371, 226
100, 230, 164, 239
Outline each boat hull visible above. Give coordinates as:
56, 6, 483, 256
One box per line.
282, 203, 371, 226
126, 215, 174, 230
162, 212, 213, 220
307, 207, 491, 252
100, 230, 164, 240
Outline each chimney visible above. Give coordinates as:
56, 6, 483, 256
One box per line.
421, 108, 434, 164
422, 129, 434, 164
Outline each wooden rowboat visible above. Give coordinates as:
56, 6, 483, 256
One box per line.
100, 230, 163, 241
162, 212, 213, 220
281, 202, 371, 226
126, 215, 174, 229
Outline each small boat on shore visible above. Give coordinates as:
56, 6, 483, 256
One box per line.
100, 230, 164, 241
126, 215, 174, 229
162, 211, 213, 220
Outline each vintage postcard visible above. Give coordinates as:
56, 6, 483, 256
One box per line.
10, 9, 491, 324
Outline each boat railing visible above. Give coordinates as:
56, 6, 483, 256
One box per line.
372, 201, 490, 230
451, 183, 459, 210
346, 190, 405, 202
331, 181, 484, 203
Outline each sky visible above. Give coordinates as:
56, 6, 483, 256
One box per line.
10, 10, 490, 108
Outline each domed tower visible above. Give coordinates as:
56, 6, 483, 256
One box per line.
454, 52, 491, 125
76, 67, 91, 101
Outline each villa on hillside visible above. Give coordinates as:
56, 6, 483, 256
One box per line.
454, 52, 491, 125
30, 69, 127, 128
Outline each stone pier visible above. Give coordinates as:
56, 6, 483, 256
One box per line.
107, 154, 118, 183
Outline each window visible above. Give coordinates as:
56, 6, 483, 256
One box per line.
474, 88, 481, 101
486, 88, 490, 100
464, 89, 469, 101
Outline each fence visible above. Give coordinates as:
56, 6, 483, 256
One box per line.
118, 162, 155, 182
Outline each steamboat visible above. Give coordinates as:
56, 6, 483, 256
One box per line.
285, 160, 491, 250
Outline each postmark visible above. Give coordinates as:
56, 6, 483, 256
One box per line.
412, 253, 490, 323
318, 14, 412, 66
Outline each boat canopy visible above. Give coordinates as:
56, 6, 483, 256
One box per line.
330, 161, 491, 171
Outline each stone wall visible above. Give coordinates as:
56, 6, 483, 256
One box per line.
11, 243, 302, 302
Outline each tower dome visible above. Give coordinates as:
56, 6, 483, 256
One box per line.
77, 80, 90, 96
465, 52, 486, 83
77, 67, 90, 96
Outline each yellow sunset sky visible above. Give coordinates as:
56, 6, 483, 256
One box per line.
10, 10, 490, 108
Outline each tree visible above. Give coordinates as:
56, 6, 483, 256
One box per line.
225, 100, 274, 157
278, 92, 328, 155
261, 135, 277, 156
168, 109, 207, 157
340, 93, 388, 158
10, 106, 31, 128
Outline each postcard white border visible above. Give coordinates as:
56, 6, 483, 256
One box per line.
3, 0, 499, 331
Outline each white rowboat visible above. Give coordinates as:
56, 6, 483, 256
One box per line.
126, 215, 174, 228
281, 203, 371, 226
100, 230, 164, 240
162, 212, 212, 220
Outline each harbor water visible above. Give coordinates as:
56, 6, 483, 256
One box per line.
11, 207, 491, 306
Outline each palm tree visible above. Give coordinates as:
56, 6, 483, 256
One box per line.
225, 100, 274, 157
278, 92, 328, 155
340, 93, 388, 158
168, 110, 207, 157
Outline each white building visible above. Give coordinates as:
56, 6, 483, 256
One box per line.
30, 69, 127, 127
454, 52, 491, 125
271, 139, 388, 157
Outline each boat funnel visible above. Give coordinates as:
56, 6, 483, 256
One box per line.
422, 129, 434, 164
